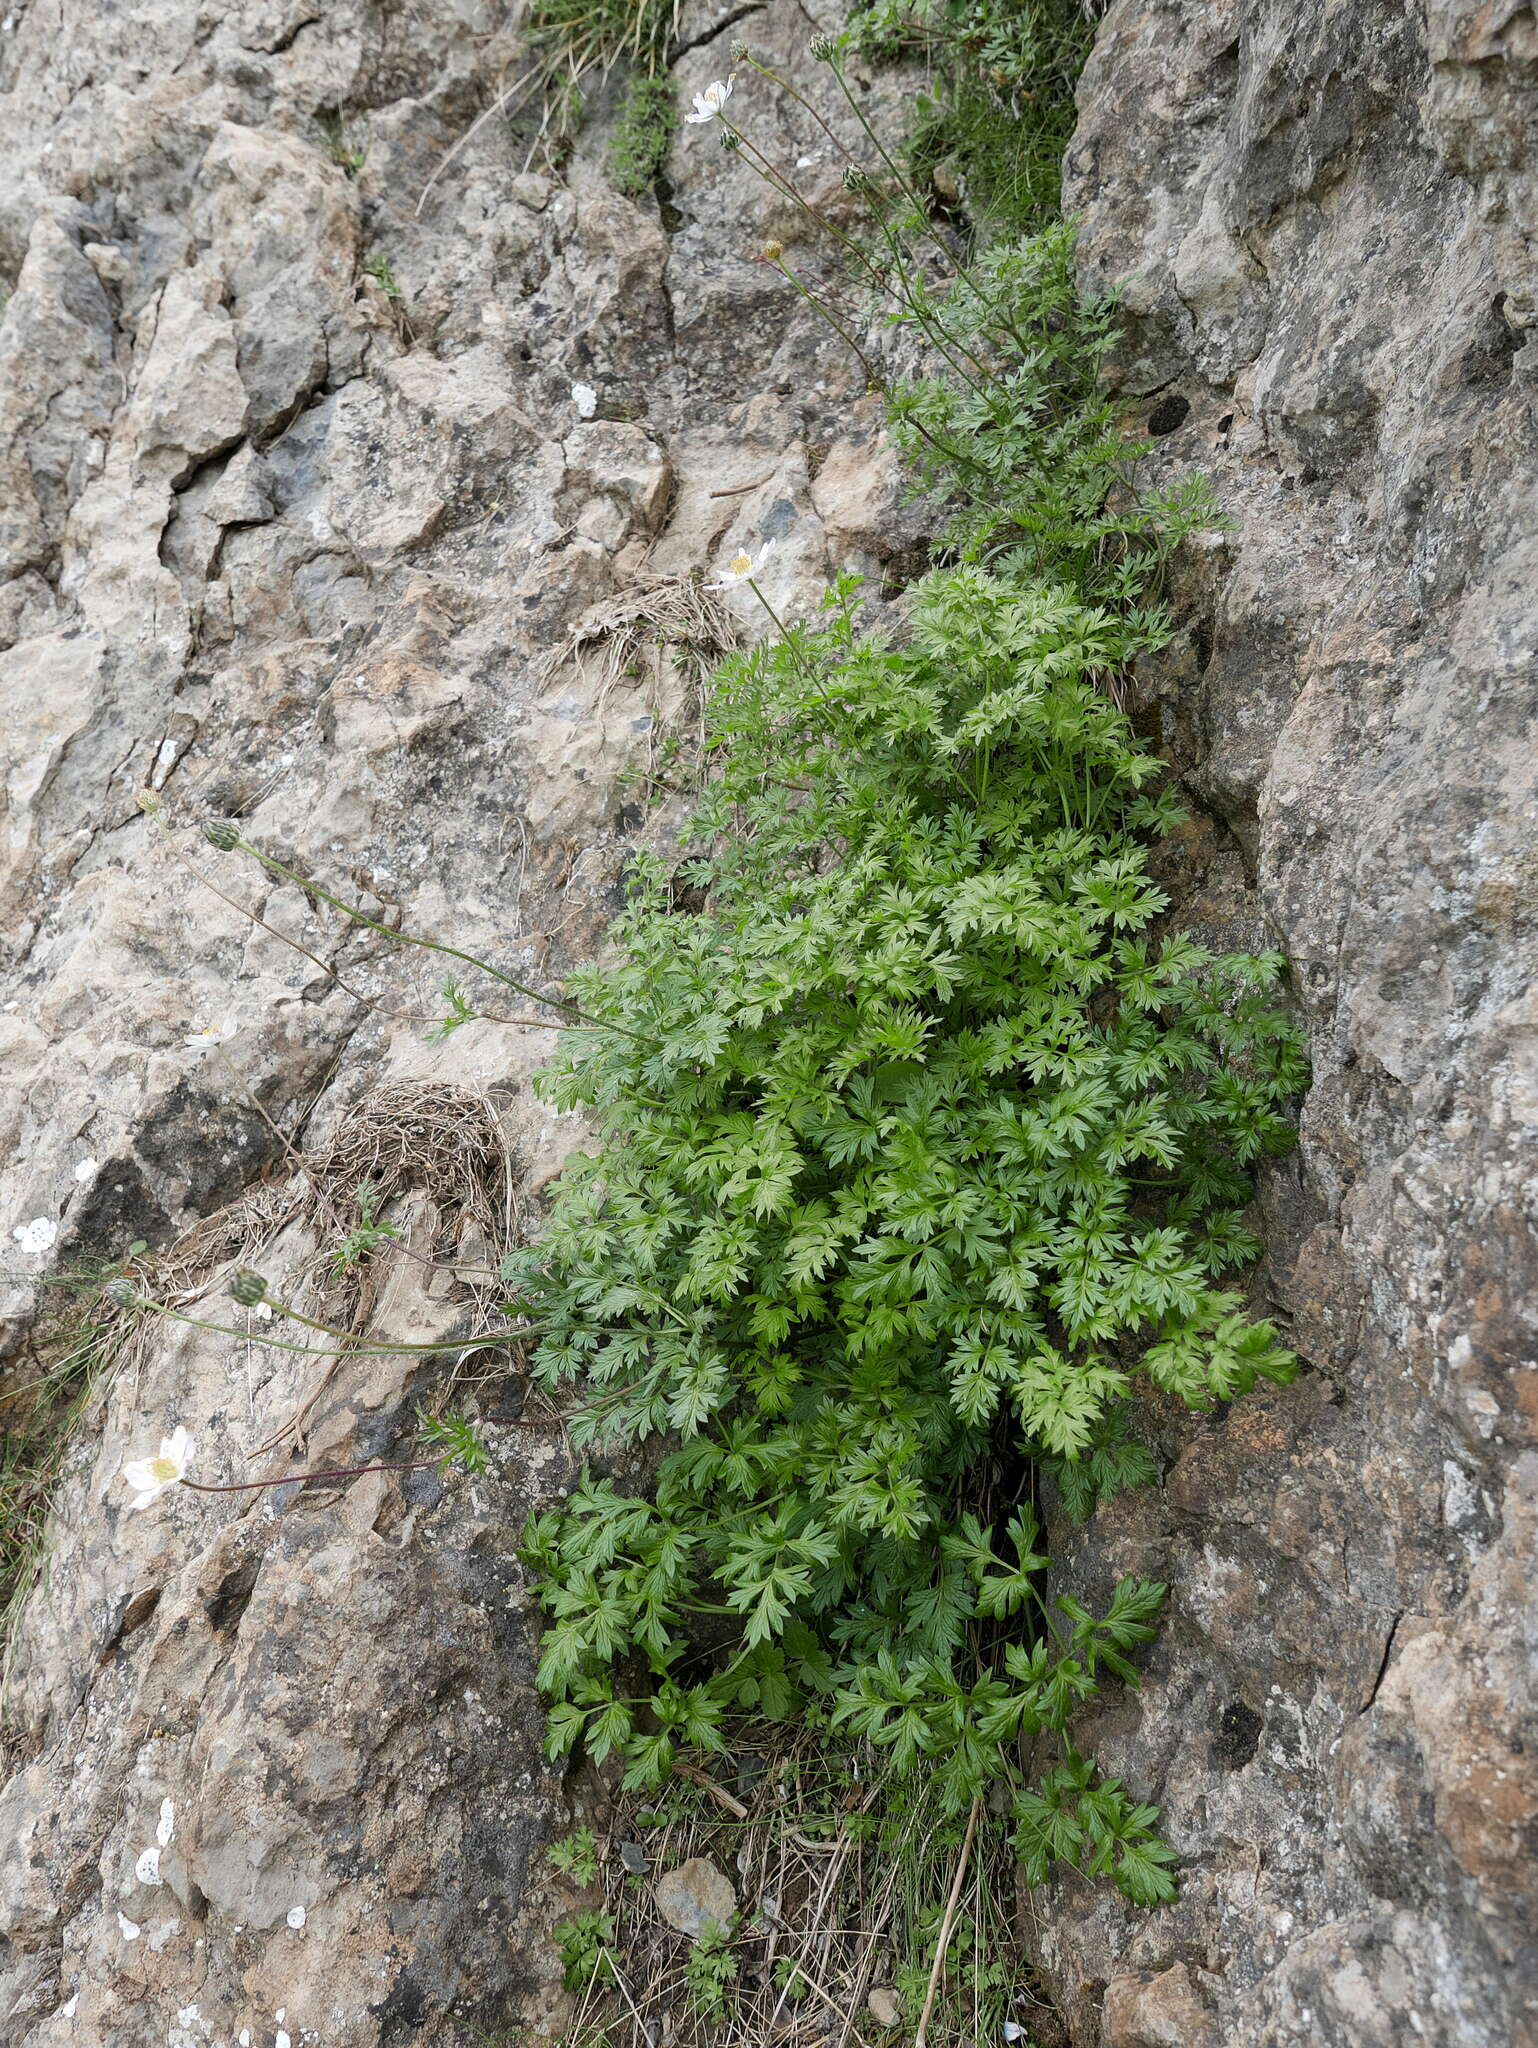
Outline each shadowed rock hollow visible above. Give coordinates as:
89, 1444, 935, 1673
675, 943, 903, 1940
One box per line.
0, 1, 1534, 2046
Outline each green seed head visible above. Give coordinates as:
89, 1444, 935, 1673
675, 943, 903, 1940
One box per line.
842, 162, 871, 193
103, 1277, 140, 1309
229, 1268, 268, 1307
809, 33, 837, 60
203, 819, 241, 853
719, 128, 740, 152
729, 37, 749, 60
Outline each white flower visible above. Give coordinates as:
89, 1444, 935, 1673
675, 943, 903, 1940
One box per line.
74, 1157, 99, 1183
11, 1216, 58, 1257
685, 77, 734, 123
571, 382, 598, 419
183, 1018, 236, 1050
706, 540, 775, 589
121, 1427, 194, 1511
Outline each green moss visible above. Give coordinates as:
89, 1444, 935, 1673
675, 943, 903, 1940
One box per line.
607, 72, 679, 197
850, 0, 1094, 241
528, 0, 677, 81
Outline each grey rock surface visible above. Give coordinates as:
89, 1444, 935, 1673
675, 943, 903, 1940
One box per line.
2, 0, 1534, 2042
651, 1857, 737, 1941
1042, 5, 1538, 2046
0, 5, 919, 2043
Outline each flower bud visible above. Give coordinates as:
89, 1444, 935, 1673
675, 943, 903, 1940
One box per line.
730, 37, 749, 60
103, 1277, 140, 1310
229, 1268, 268, 1307
203, 818, 241, 852
762, 239, 784, 261
719, 128, 740, 151
842, 162, 871, 192
809, 33, 836, 60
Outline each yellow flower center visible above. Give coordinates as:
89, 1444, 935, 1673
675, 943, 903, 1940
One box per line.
148, 1454, 180, 1484
729, 553, 752, 575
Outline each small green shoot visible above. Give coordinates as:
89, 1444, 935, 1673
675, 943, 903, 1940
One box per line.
684, 1919, 739, 2019
329, 1180, 400, 1273
417, 1409, 490, 1477
364, 253, 401, 300
547, 1824, 603, 1885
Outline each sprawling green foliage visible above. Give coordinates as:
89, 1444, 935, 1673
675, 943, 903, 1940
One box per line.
509, 224, 1303, 1903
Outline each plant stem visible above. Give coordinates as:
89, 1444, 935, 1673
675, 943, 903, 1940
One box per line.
224, 834, 650, 1043
182, 1456, 448, 1494
914, 1793, 982, 2048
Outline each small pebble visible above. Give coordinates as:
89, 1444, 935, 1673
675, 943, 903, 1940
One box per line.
868, 1986, 901, 2027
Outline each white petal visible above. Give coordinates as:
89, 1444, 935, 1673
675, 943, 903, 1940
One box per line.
12, 1216, 58, 1255
127, 1488, 162, 1512
121, 1460, 161, 1494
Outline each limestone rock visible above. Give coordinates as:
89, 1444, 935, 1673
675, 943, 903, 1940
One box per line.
1029, 4, 1538, 2045
652, 1858, 737, 1941
866, 1985, 902, 2027
0, 3, 916, 2042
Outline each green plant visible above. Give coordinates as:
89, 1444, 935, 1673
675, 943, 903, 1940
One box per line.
509, 219, 1302, 1905
416, 1408, 491, 1477
364, 252, 401, 300
553, 1910, 620, 1990
850, 0, 1092, 241
684, 1918, 739, 2018
608, 73, 678, 196
330, 1179, 400, 1272
547, 1823, 603, 1884
528, 0, 678, 81
1, 1299, 126, 1681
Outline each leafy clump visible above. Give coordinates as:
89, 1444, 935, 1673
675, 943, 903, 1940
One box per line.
548, 1823, 604, 1884
554, 1910, 621, 1991
608, 73, 678, 197
850, 0, 1093, 241
685, 1920, 739, 2018
329, 1179, 399, 1273
509, 227, 1303, 1903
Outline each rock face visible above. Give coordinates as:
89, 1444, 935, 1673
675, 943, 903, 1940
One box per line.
0, 6, 914, 2042
1042, 6, 1538, 2046
2, 0, 1534, 2044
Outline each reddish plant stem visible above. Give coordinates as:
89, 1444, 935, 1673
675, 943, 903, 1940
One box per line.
178, 1433, 544, 1497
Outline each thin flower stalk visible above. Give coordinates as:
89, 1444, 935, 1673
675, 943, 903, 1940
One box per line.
166, 836, 553, 1038
207, 830, 649, 1043
717, 112, 997, 403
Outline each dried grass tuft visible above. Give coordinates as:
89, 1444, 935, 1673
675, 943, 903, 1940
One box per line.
554, 1729, 1058, 2048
